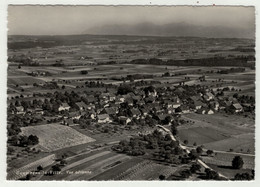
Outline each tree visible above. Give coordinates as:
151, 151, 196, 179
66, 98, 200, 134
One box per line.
25, 173, 32, 180
234, 172, 252, 180
52, 164, 61, 172
183, 140, 188, 145
117, 84, 133, 95
81, 70, 88, 75
159, 174, 166, 180
190, 163, 201, 173
37, 165, 43, 171
206, 150, 214, 156
171, 125, 178, 136
232, 156, 244, 169
180, 169, 192, 178
28, 135, 39, 145
196, 146, 203, 154
205, 168, 219, 180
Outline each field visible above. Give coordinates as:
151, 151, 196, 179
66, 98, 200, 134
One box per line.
178, 113, 255, 154
7, 35, 255, 181
178, 127, 230, 145
7, 154, 56, 180
21, 124, 95, 152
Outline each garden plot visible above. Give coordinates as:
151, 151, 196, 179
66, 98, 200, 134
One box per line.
21, 124, 95, 152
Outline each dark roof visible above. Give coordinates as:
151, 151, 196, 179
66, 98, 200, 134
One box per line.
75, 101, 87, 108
97, 114, 110, 120
130, 108, 141, 116
105, 107, 118, 115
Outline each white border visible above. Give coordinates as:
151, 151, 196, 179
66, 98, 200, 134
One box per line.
0, 1, 259, 187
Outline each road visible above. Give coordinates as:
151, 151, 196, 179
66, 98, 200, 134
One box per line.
157, 125, 229, 180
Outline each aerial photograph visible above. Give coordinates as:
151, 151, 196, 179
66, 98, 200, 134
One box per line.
6, 6, 255, 181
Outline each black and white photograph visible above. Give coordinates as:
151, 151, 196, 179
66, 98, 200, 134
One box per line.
1, 2, 258, 183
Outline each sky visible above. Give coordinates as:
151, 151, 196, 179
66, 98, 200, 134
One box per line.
8, 6, 255, 38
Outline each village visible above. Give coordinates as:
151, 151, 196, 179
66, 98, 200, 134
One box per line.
6, 35, 255, 181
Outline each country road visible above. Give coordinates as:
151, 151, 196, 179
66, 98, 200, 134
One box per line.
157, 125, 229, 180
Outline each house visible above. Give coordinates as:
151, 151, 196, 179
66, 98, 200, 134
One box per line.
140, 108, 149, 116
206, 109, 214, 115
231, 103, 243, 113
130, 108, 141, 118
109, 93, 116, 101
194, 100, 204, 110
86, 96, 96, 104
87, 109, 96, 119
174, 87, 185, 94
132, 95, 141, 102
209, 101, 220, 110
87, 103, 95, 110
157, 114, 172, 125
197, 108, 206, 114
124, 97, 134, 106
172, 96, 181, 104
99, 93, 110, 100
101, 107, 118, 115
203, 92, 214, 101
145, 95, 155, 103
167, 107, 174, 114
176, 105, 190, 114
172, 101, 181, 109
118, 116, 131, 125
15, 106, 25, 115
58, 103, 70, 112
35, 107, 44, 115
62, 118, 74, 126
228, 97, 239, 104
138, 100, 145, 106
190, 95, 201, 103
75, 101, 87, 111
97, 114, 111, 123
68, 111, 81, 119
165, 100, 174, 108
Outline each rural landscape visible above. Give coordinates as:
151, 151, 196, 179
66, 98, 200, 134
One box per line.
6, 6, 255, 181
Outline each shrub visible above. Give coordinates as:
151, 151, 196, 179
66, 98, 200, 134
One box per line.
232, 156, 244, 169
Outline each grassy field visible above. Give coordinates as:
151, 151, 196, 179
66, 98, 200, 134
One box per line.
21, 124, 95, 152
204, 133, 255, 153
201, 152, 254, 169
178, 127, 230, 146
178, 113, 255, 155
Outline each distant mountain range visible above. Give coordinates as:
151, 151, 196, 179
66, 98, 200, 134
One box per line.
85, 22, 254, 39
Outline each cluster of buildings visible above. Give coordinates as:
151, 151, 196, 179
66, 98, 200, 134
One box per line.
8, 84, 248, 127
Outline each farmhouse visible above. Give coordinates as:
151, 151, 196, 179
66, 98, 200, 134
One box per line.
231, 103, 243, 113
35, 107, 44, 115
118, 116, 131, 125
197, 108, 206, 114
15, 106, 25, 115
130, 108, 141, 118
194, 100, 204, 110
176, 105, 190, 114
75, 101, 87, 111
174, 87, 185, 94
101, 107, 118, 115
97, 114, 112, 123
206, 109, 214, 115
209, 100, 220, 110
203, 92, 214, 101
58, 103, 70, 112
